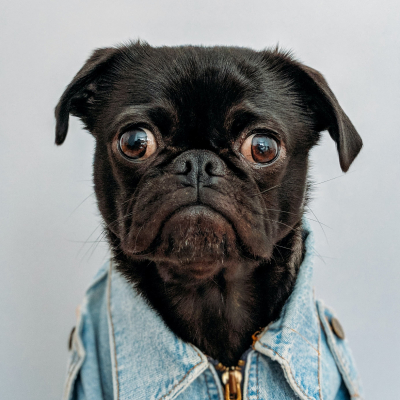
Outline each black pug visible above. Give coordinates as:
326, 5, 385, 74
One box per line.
56, 42, 361, 381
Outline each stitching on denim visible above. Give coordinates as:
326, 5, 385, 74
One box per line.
107, 265, 120, 400
324, 317, 352, 380
63, 304, 85, 400
317, 312, 323, 400
316, 301, 361, 399
204, 372, 212, 400
246, 358, 251, 400
209, 362, 225, 400
257, 341, 313, 400
245, 351, 255, 400
283, 326, 320, 354
64, 350, 75, 397
256, 353, 260, 400
313, 291, 323, 400
63, 353, 83, 400
63, 362, 79, 399
158, 344, 205, 400
323, 316, 359, 398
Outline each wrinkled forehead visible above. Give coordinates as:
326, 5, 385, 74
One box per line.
106, 47, 299, 143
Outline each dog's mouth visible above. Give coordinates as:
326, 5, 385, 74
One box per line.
150, 204, 238, 279
116, 174, 276, 280
121, 204, 245, 280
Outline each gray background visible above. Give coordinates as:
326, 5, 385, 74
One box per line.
1, 0, 399, 398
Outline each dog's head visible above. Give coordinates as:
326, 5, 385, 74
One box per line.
55, 42, 362, 284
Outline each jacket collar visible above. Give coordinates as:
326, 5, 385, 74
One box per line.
107, 223, 319, 400
106, 263, 209, 400
253, 226, 322, 399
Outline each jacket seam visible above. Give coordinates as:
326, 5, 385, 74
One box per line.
85, 263, 110, 294
245, 353, 251, 400
209, 362, 225, 400
157, 344, 205, 400
63, 351, 84, 400
323, 317, 359, 398
63, 296, 87, 400
257, 341, 313, 400
204, 372, 212, 400
63, 300, 86, 400
316, 300, 360, 399
107, 264, 120, 400
317, 308, 323, 400
284, 326, 320, 354
256, 353, 260, 400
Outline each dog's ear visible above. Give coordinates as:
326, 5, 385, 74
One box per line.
54, 47, 119, 145
268, 52, 363, 172
298, 64, 362, 172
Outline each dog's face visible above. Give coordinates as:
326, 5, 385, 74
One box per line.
55, 43, 362, 285
56, 43, 362, 364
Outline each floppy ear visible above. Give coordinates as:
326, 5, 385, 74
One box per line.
268, 51, 363, 172
54, 47, 119, 145
298, 64, 363, 172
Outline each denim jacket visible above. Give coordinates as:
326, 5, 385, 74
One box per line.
64, 228, 363, 400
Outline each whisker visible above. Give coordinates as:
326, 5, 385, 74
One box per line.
258, 216, 297, 232
274, 244, 284, 259
211, 278, 221, 289
263, 208, 331, 229
313, 171, 356, 186
306, 206, 329, 243
315, 255, 337, 260
103, 210, 134, 232
101, 249, 111, 263
65, 192, 95, 222
273, 244, 293, 251
88, 231, 107, 261
313, 249, 327, 265
81, 230, 107, 262
133, 225, 144, 253
68, 240, 108, 243
250, 184, 281, 197
76, 223, 102, 258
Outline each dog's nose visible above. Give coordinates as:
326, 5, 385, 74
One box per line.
171, 150, 226, 187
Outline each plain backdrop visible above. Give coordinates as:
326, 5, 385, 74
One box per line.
1, 1, 399, 398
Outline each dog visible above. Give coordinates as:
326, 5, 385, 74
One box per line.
56, 42, 363, 400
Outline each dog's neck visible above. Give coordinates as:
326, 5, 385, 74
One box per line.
111, 222, 305, 367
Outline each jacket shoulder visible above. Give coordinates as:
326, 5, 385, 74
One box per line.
316, 299, 364, 399
63, 261, 114, 400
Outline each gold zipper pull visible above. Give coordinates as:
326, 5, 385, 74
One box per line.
222, 366, 242, 400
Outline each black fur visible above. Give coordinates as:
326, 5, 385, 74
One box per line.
55, 42, 362, 366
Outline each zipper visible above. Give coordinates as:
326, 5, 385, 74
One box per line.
208, 329, 262, 399
215, 360, 245, 400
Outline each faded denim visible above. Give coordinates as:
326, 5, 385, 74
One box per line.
63, 226, 363, 400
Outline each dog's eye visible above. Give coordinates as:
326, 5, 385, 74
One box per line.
118, 128, 157, 160
240, 133, 279, 164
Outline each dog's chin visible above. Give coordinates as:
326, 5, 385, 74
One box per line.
123, 205, 240, 281
154, 205, 238, 280
155, 260, 223, 282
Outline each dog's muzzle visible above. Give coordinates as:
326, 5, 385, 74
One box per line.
121, 150, 273, 277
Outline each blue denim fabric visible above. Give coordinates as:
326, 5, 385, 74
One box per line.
64, 226, 363, 400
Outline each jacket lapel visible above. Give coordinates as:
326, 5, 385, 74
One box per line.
107, 264, 209, 400
254, 227, 323, 400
